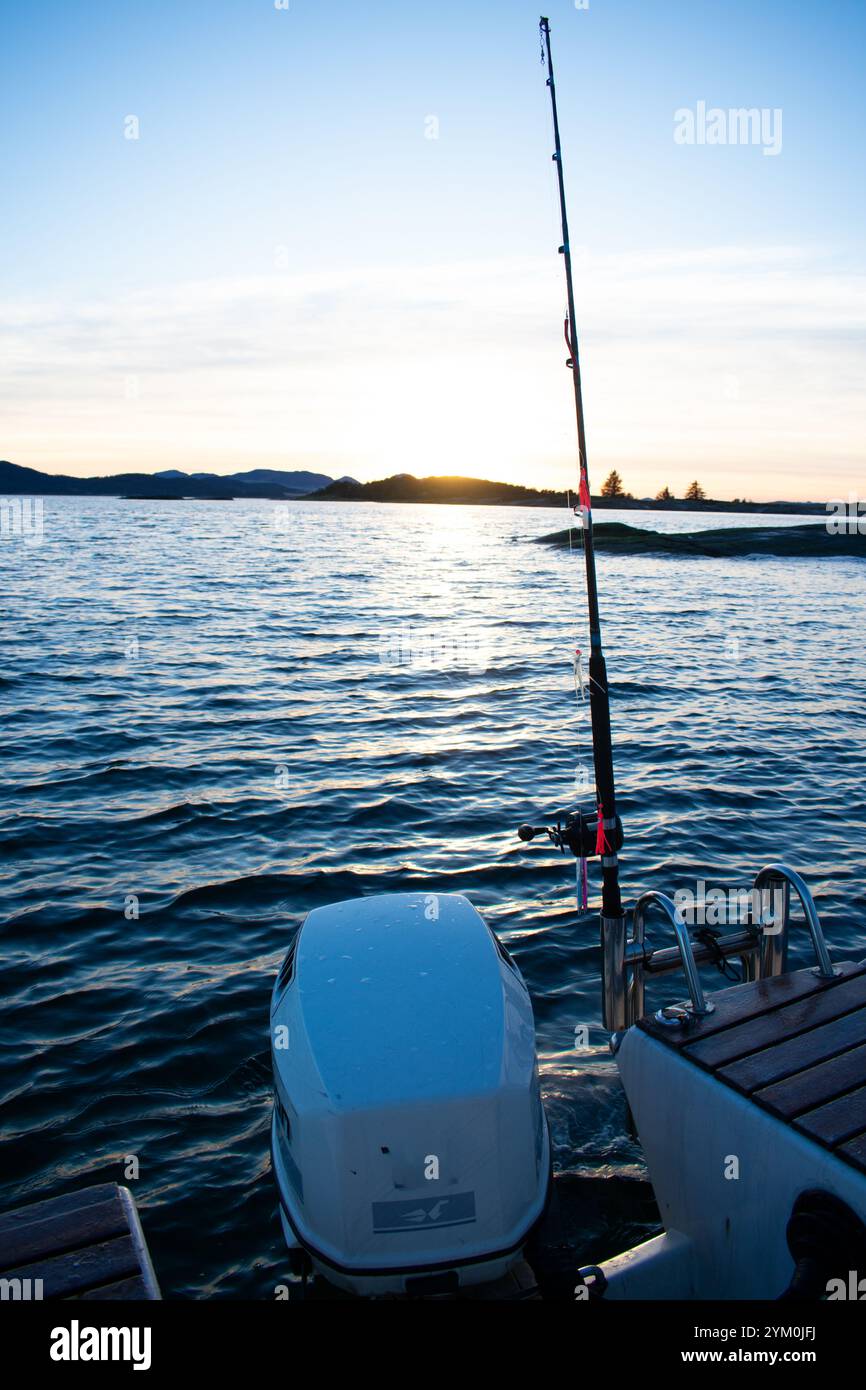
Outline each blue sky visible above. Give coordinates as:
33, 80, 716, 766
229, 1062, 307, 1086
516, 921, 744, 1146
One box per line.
2, 0, 865, 499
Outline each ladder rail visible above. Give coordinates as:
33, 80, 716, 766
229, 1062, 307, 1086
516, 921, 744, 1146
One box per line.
752, 863, 839, 981
630, 891, 714, 1026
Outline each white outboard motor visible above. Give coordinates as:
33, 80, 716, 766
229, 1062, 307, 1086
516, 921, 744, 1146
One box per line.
270, 891, 550, 1296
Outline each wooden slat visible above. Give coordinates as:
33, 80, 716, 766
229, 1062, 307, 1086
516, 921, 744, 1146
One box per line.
0, 1183, 118, 1241
684, 969, 866, 1070
839, 1133, 866, 1174
76, 1275, 150, 1300
638, 960, 864, 1049
6, 1235, 141, 1299
718, 1006, 866, 1094
754, 1041, 866, 1118
0, 1193, 127, 1272
794, 1086, 866, 1149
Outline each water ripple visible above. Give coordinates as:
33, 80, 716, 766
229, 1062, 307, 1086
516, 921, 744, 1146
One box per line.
1, 497, 864, 1296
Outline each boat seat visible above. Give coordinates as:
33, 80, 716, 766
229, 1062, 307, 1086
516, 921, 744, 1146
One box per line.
638, 960, 866, 1177
0, 1183, 160, 1299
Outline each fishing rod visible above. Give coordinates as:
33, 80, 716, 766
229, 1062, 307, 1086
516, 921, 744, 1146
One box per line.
536, 16, 626, 944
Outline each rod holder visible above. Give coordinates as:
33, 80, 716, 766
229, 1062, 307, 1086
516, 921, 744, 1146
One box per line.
601, 912, 628, 1031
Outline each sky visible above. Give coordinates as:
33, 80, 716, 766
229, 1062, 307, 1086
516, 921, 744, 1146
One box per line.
2, 0, 865, 501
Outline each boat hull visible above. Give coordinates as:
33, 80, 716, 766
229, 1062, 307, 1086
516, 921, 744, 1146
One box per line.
606, 963, 866, 1299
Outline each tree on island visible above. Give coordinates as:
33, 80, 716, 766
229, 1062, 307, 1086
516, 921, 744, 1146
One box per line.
601, 469, 626, 498
685, 480, 706, 502
655, 485, 674, 501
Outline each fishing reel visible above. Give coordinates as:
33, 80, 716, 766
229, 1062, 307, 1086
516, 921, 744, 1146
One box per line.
517, 808, 624, 860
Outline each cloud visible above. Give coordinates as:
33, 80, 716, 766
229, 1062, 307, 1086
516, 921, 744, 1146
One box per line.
2, 247, 865, 497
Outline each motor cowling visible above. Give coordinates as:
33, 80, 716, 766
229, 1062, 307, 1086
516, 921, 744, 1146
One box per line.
270, 891, 550, 1296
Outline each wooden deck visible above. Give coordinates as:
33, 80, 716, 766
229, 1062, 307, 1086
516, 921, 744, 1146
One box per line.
639, 959, 866, 1176
0, 1183, 160, 1300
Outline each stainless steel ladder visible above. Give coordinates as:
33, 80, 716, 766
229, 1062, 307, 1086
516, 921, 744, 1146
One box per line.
603, 864, 839, 1033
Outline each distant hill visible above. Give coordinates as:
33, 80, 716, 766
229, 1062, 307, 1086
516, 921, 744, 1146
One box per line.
309, 473, 566, 506
0, 459, 826, 512
0, 460, 353, 500
307, 472, 827, 514
154, 467, 340, 494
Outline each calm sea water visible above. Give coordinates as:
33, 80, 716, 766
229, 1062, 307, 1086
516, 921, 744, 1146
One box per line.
2, 497, 864, 1296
